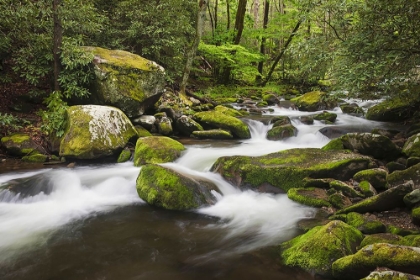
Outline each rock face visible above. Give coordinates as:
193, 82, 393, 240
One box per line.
59, 105, 138, 159
136, 164, 218, 210
193, 111, 251, 139
133, 136, 185, 166
83, 47, 165, 118
211, 148, 376, 192
280, 220, 363, 277
332, 243, 420, 279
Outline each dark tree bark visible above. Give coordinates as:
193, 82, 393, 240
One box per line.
257, 0, 269, 80
53, 0, 62, 92
233, 0, 247, 44
214, 0, 218, 29
226, 0, 231, 30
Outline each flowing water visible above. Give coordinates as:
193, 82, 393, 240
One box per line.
0, 104, 403, 280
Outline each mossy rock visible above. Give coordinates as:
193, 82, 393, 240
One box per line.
59, 105, 138, 159
360, 233, 406, 248
353, 168, 388, 190
313, 111, 337, 123
329, 192, 353, 209
322, 138, 345, 151
262, 93, 280, 105
83, 46, 165, 118
337, 181, 414, 215
403, 133, 420, 158
340, 133, 401, 160
191, 129, 233, 139
135, 126, 152, 137
388, 226, 420, 237
407, 157, 420, 168
214, 105, 246, 117
361, 269, 420, 280
404, 189, 420, 208
211, 148, 376, 192
1, 133, 40, 157
133, 136, 185, 166
387, 163, 420, 188
358, 180, 377, 197
271, 116, 291, 127
332, 243, 420, 279
117, 148, 131, 163
387, 161, 407, 173
340, 103, 364, 116
176, 115, 204, 136
412, 207, 420, 225
266, 124, 297, 140
345, 212, 386, 234
136, 164, 218, 210
403, 235, 420, 247
280, 220, 363, 277
287, 187, 331, 207
21, 153, 48, 163
366, 96, 420, 122
193, 111, 250, 139
330, 180, 364, 199
291, 91, 337, 112
157, 116, 173, 136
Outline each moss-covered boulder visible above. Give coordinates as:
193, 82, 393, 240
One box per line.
1, 133, 42, 157
191, 129, 233, 139
332, 243, 420, 279
117, 148, 132, 163
176, 115, 204, 136
361, 269, 420, 280
322, 138, 346, 151
266, 124, 297, 140
387, 163, 420, 188
156, 116, 173, 136
133, 136, 185, 166
330, 180, 364, 199
262, 93, 280, 105
21, 153, 48, 163
337, 180, 414, 214
136, 164, 218, 210
340, 133, 401, 160
214, 105, 247, 117
83, 46, 165, 118
366, 96, 420, 122
358, 180, 378, 197
59, 105, 138, 159
135, 126, 152, 137
340, 103, 364, 116
193, 111, 250, 139
313, 111, 337, 123
404, 189, 420, 209
360, 233, 406, 248
211, 148, 376, 192
345, 212, 386, 234
403, 133, 420, 158
412, 207, 420, 225
280, 220, 363, 277
291, 91, 338, 112
353, 168, 388, 190
271, 116, 291, 127
287, 187, 331, 207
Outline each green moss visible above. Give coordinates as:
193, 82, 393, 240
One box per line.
329, 192, 351, 209
387, 226, 419, 237
322, 138, 345, 151
366, 96, 419, 121
136, 126, 152, 137
346, 212, 386, 234
136, 164, 197, 210
21, 153, 47, 163
280, 220, 363, 277
403, 234, 420, 247
1, 134, 30, 144
133, 136, 185, 166
387, 163, 420, 188
192, 129, 233, 139
193, 111, 250, 139
354, 168, 388, 190
314, 112, 337, 123
20, 148, 36, 155
288, 187, 331, 207
330, 180, 364, 198
403, 133, 420, 157
117, 149, 131, 163
359, 181, 376, 197
360, 233, 405, 248
412, 207, 420, 222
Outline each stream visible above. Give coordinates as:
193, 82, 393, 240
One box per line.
0, 102, 402, 280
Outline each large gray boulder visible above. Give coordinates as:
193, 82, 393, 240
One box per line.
59, 105, 138, 159
83, 47, 165, 118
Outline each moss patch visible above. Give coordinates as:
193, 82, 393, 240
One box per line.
133, 136, 185, 166
193, 111, 250, 139
287, 187, 331, 207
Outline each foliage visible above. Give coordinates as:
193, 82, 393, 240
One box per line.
38, 91, 68, 137
0, 113, 30, 136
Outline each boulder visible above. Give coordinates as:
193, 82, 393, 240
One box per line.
313, 111, 337, 123
366, 96, 420, 122
211, 148, 376, 192
270, 116, 291, 127
291, 91, 338, 112
361, 269, 420, 280
191, 129, 233, 139
117, 148, 131, 163
360, 233, 406, 248
345, 212, 386, 234
403, 133, 420, 158
156, 116, 173, 136
340, 103, 364, 116
266, 124, 297, 140
262, 93, 280, 105
330, 180, 364, 199
193, 111, 250, 139
136, 164, 218, 210
214, 105, 246, 117
133, 136, 185, 166
332, 243, 420, 279
280, 220, 363, 277
132, 115, 156, 131
83, 47, 165, 118
336, 181, 414, 214
1, 133, 43, 157
387, 163, 420, 188
287, 187, 331, 207
353, 168, 388, 190
404, 189, 420, 208
340, 133, 401, 160
59, 105, 138, 159
176, 115, 203, 136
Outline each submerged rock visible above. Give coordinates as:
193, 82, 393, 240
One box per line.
59, 105, 138, 159
211, 148, 376, 192
136, 164, 218, 210
133, 136, 185, 166
83, 47, 165, 118
332, 243, 420, 279
280, 220, 363, 277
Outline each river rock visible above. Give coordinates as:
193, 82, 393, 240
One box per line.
353, 168, 388, 191
403, 133, 420, 158
191, 129, 233, 139
156, 116, 173, 136
366, 96, 420, 122
287, 187, 331, 207
176, 115, 204, 136
360, 233, 406, 248
340, 133, 401, 160
336, 180, 414, 214
313, 111, 337, 123
0, 172, 55, 198
404, 189, 420, 208
133, 136, 185, 166
361, 269, 420, 280
211, 148, 376, 192
344, 212, 386, 234
83, 47, 165, 118
291, 91, 337, 112
262, 93, 280, 105
332, 243, 420, 279
193, 111, 250, 139
1, 133, 43, 157
387, 163, 420, 188
59, 105, 138, 159
340, 103, 364, 116
280, 220, 363, 277
214, 105, 246, 117
136, 164, 218, 210
266, 124, 297, 140
132, 115, 156, 131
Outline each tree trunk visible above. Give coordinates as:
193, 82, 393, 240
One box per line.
257, 0, 269, 80
233, 0, 247, 44
53, 0, 62, 92
226, 0, 231, 30
179, 0, 209, 98
261, 18, 303, 86
253, 0, 260, 28
214, 0, 218, 30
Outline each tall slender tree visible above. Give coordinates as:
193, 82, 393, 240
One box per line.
53, 0, 62, 92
